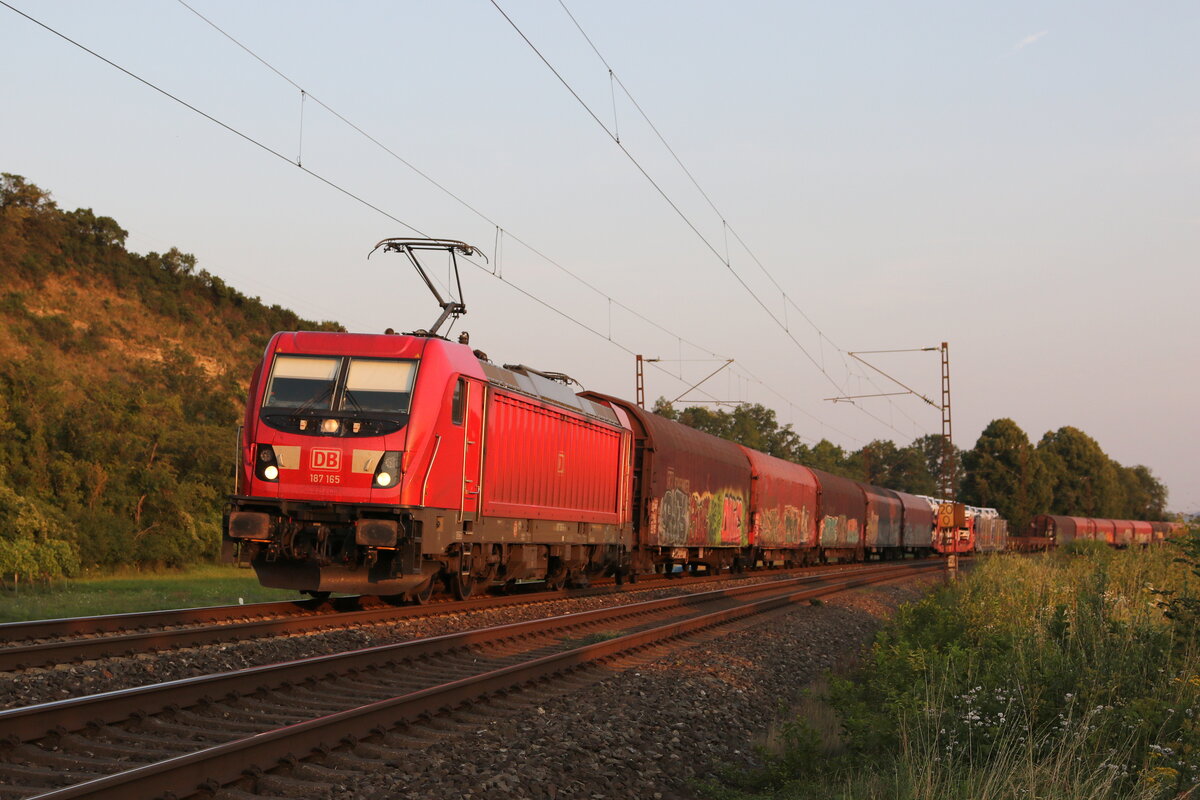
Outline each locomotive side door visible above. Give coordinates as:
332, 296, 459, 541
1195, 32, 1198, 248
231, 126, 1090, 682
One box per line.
458, 378, 485, 522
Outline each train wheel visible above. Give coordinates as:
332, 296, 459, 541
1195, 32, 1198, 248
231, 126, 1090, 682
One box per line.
451, 572, 480, 600
545, 568, 568, 591
409, 577, 435, 604
303, 591, 331, 602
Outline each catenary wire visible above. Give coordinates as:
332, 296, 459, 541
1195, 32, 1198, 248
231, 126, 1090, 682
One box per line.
490, 0, 912, 439
171, 0, 866, 441
554, 0, 926, 435
3, 0, 863, 445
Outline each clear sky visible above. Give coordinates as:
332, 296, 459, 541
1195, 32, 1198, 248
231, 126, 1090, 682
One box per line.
2, 1, 1197, 511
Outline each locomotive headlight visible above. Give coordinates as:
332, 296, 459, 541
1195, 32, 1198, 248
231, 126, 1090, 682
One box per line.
321, 418, 340, 434
373, 451, 402, 489
255, 444, 279, 482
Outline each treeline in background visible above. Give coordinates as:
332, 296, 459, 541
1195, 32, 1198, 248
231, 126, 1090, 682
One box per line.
0, 174, 340, 582
0, 174, 1172, 583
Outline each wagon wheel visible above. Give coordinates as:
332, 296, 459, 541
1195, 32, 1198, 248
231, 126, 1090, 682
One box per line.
408, 576, 436, 604
452, 563, 495, 600
450, 571, 479, 600
544, 567, 568, 592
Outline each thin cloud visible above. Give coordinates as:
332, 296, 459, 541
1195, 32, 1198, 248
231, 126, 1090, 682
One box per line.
1014, 30, 1049, 51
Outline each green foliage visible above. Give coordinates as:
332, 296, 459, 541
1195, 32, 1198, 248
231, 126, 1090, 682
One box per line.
0, 477, 81, 582
653, 399, 808, 462
1034, 426, 1167, 521
912, 433, 965, 494
0, 174, 344, 571
1038, 426, 1124, 517
849, 438, 938, 494
1152, 530, 1200, 652
961, 418, 1051, 533
704, 549, 1200, 800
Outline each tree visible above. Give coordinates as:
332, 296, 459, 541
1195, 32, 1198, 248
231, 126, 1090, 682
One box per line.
1117, 464, 1168, 521
912, 433, 965, 496
848, 439, 937, 494
960, 418, 1051, 534
1036, 426, 1123, 518
652, 399, 807, 462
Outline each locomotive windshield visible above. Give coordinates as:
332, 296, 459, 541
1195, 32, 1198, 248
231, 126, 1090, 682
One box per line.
343, 359, 417, 414
264, 356, 339, 410
261, 355, 418, 435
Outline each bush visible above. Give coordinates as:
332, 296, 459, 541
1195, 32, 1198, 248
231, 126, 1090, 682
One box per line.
704, 548, 1200, 800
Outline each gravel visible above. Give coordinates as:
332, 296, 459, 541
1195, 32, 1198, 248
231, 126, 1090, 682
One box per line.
0, 568, 882, 709
329, 576, 940, 800
1, 573, 938, 800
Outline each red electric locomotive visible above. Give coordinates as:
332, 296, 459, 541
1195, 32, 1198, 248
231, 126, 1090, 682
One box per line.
224, 241, 634, 599
224, 327, 636, 599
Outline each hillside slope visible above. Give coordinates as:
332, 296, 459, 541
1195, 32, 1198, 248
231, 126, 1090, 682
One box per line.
0, 174, 341, 574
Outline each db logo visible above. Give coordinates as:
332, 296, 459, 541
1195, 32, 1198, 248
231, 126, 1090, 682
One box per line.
310, 448, 342, 471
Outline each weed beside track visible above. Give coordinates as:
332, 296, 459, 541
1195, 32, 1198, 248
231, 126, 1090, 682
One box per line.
703, 539, 1200, 800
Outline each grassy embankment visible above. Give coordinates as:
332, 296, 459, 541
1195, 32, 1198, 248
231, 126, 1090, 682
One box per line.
0, 565, 299, 623
703, 538, 1200, 800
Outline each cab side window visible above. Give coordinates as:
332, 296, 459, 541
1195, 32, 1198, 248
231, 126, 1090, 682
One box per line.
451, 379, 466, 425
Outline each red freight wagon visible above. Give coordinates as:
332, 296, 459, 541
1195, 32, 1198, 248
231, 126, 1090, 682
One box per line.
1073, 517, 1097, 541
1092, 518, 1116, 546
739, 447, 819, 560
859, 484, 903, 554
1150, 521, 1181, 543
1110, 520, 1135, 547
893, 490, 935, 554
586, 394, 751, 574
1028, 515, 1085, 546
808, 468, 865, 561
1130, 520, 1153, 547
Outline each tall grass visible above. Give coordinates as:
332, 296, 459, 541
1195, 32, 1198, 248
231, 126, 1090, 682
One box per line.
702, 538, 1200, 800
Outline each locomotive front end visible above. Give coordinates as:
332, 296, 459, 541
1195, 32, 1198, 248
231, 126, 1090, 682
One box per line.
224, 331, 433, 596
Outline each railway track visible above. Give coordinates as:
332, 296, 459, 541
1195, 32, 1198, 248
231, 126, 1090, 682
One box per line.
0, 562, 889, 672
0, 559, 941, 799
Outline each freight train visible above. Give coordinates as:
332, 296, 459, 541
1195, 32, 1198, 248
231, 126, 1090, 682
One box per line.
1011, 515, 1186, 552
222, 326, 1007, 600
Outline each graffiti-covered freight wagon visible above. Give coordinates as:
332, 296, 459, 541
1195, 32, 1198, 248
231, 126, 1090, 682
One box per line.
740, 447, 819, 564
586, 394, 752, 575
